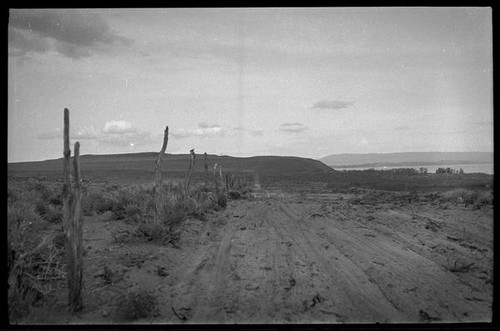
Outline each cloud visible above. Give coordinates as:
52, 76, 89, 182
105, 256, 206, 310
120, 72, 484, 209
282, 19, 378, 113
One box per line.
98, 131, 155, 147
73, 125, 101, 139
38, 120, 157, 148
280, 122, 308, 133
171, 123, 226, 139
37, 129, 62, 140
38, 125, 101, 140
8, 9, 132, 59
311, 100, 354, 110
198, 122, 220, 129
474, 120, 492, 127
102, 120, 137, 134
8, 28, 51, 56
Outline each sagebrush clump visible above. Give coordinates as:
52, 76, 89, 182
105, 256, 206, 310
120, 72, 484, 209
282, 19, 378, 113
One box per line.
440, 188, 493, 209
8, 183, 66, 322
115, 287, 159, 321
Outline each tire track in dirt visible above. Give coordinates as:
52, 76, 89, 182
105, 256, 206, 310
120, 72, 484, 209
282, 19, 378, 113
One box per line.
274, 201, 406, 322
167, 196, 491, 323
289, 199, 490, 322
170, 213, 242, 322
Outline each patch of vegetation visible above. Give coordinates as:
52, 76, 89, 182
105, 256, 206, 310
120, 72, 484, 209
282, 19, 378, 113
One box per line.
324, 169, 493, 193
8, 183, 66, 322
115, 287, 159, 321
111, 185, 155, 221
440, 188, 493, 209
109, 177, 251, 245
83, 189, 117, 216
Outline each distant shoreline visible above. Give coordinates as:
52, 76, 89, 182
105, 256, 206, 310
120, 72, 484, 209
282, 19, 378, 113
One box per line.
330, 162, 494, 175
330, 161, 493, 169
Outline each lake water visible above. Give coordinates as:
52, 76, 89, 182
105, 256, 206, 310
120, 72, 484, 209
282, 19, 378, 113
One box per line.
333, 163, 494, 175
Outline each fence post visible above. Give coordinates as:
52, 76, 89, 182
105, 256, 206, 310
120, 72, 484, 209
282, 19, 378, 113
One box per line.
213, 163, 220, 198
154, 126, 169, 223
225, 172, 230, 195
185, 149, 196, 197
204, 152, 208, 188
62, 108, 83, 312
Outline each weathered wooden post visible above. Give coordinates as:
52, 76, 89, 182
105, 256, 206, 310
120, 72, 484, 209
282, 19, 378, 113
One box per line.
185, 149, 196, 197
213, 163, 220, 198
154, 126, 169, 223
225, 172, 230, 195
204, 152, 209, 188
62, 108, 83, 312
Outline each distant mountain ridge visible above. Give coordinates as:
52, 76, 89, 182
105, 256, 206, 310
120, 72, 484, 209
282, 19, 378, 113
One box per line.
319, 152, 493, 168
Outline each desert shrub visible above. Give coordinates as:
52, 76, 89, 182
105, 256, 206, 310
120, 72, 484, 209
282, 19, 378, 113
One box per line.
116, 287, 159, 321
473, 191, 493, 209
28, 182, 62, 205
440, 188, 493, 209
162, 195, 189, 227
441, 188, 477, 204
112, 185, 154, 221
217, 192, 227, 208
229, 190, 242, 200
8, 187, 21, 203
123, 203, 143, 223
8, 198, 65, 322
41, 204, 63, 223
11, 182, 65, 225
113, 180, 233, 245
188, 185, 220, 219
83, 190, 117, 216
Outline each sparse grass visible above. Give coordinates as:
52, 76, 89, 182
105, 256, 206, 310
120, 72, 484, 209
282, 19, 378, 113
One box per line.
115, 287, 159, 321
83, 189, 117, 216
7, 184, 66, 322
440, 188, 493, 209
109, 174, 253, 245
7, 173, 253, 319
111, 185, 155, 221
324, 169, 493, 193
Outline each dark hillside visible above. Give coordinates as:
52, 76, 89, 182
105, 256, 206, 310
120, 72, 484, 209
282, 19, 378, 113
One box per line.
8, 152, 332, 180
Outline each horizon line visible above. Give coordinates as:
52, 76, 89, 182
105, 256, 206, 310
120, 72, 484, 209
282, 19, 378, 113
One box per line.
7, 150, 494, 164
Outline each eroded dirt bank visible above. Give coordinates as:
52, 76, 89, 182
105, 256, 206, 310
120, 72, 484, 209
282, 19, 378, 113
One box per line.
28, 192, 492, 324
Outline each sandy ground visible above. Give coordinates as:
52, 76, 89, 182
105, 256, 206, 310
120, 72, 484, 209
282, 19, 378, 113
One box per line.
24, 190, 493, 324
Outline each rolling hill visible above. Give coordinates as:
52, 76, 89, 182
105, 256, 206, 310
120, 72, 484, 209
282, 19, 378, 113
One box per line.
8, 152, 332, 179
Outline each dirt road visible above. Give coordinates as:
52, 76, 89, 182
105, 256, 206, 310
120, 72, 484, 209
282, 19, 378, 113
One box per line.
163, 193, 492, 323
33, 191, 492, 324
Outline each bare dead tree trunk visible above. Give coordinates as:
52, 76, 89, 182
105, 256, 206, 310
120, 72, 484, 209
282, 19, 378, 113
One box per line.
204, 152, 208, 188
154, 126, 169, 223
185, 149, 196, 197
63, 109, 71, 226
213, 163, 220, 198
62, 108, 83, 312
225, 172, 230, 195
70, 142, 83, 311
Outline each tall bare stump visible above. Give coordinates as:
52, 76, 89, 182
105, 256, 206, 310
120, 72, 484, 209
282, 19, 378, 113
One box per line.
225, 172, 230, 198
154, 126, 169, 223
204, 152, 209, 188
213, 163, 220, 198
185, 149, 196, 197
62, 108, 83, 312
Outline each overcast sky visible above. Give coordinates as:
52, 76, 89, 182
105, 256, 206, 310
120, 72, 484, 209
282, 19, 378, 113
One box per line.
8, 7, 492, 162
